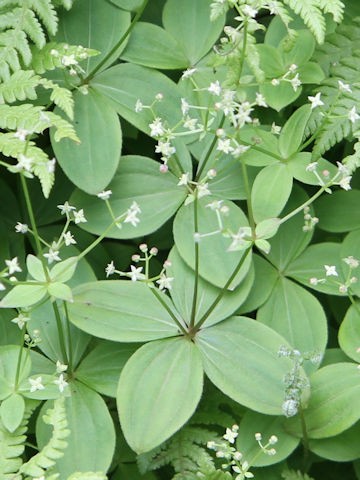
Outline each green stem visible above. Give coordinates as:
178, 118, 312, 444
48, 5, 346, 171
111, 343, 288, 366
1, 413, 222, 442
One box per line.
348, 293, 360, 315
191, 247, 252, 334
52, 301, 70, 367
190, 195, 199, 328
279, 186, 326, 225
77, 218, 120, 260
241, 159, 255, 231
196, 115, 225, 180
14, 328, 26, 389
237, 21, 248, 86
150, 287, 188, 335
85, 0, 149, 82
63, 301, 73, 374
239, 138, 284, 162
299, 403, 310, 472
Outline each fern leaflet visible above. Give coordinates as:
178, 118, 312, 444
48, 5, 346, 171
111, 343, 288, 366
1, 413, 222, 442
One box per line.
281, 470, 315, 480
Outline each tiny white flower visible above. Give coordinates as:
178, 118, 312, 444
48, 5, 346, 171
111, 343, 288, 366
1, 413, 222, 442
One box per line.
271, 78, 280, 86
255, 92, 268, 107
183, 116, 197, 130
343, 256, 359, 268
308, 92, 324, 110
5, 257, 22, 274
348, 106, 360, 124
128, 265, 145, 282
29, 376, 45, 393
242, 4, 258, 17
290, 73, 302, 92
177, 173, 190, 186
197, 183, 211, 198
15, 154, 33, 172
124, 208, 140, 227
15, 222, 28, 233
156, 273, 174, 290
64, 231, 76, 246
135, 99, 143, 112
47, 158, 56, 173
56, 360, 68, 373
54, 374, 69, 393
11, 313, 30, 330
255, 432, 262, 441
232, 144, 250, 157
73, 209, 87, 224
14, 128, 30, 141
44, 248, 61, 264
105, 260, 116, 277
324, 265, 338, 276
339, 175, 352, 191
181, 67, 197, 79
289, 64, 298, 72
306, 161, 318, 172
338, 80, 352, 93
0, 282, 5, 291
269, 435, 278, 445
155, 141, 176, 158
57, 201, 76, 215
149, 117, 164, 137
181, 98, 190, 115
61, 54, 78, 66
208, 80, 222, 96
223, 427, 238, 444
217, 138, 233, 154
97, 190, 112, 200
271, 122, 281, 135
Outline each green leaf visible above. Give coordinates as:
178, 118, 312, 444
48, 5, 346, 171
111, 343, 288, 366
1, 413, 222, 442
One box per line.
255, 218, 281, 240
47, 282, 72, 301
286, 242, 346, 296
340, 230, 360, 297
309, 421, 360, 462
117, 337, 203, 453
70, 156, 186, 239
0, 310, 21, 346
281, 30, 315, 66
167, 247, 254, 328
0, 393, 25, 432
195, 316, 298, 414
54, 0, 130, 75
339, 303, 360, 363
251, 163, 293, 223
0, 284, 47, 308
50, 256, 78, 283
162, 0, 225, 65
92, 64, 185, 139
0, 346, 31, 400
279, 105, 311, 158
257, 278, 327, 374
121, 23, 188, 69
76, 340, 140, 397
36, 382, 115, 477
314, 190, 360, 232
29, 299, 91, 368
287, 153, 337, 185
109, 0, 143, 10
297, 62, 325, 83
20, 374, 62, 401
240, 127, 280, 166
236, 410, 300, 467
260, 81, 300, 111
26, 254, 47, 281
173, 197, 252, 290
51, 89, 122, 195
286, 363, 360, 439
68, 281, 181, 342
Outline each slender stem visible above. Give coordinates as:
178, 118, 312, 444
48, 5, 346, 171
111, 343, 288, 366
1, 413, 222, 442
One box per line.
237, 21, 248, 86
239, 138, 284, 162
14, 328, 26, 389
85, 0, 149, 82
241, 159, 255, 231
348, 293, 360, 316
77, 218, 119, 260
150, 287, 187, 335
52, 301, 69, 367
191, 247, 252, 333
190, 195, 199, 328
279, 186, 326, 225
196, 115, 225, 180
63, 301, 73, 374
299, 403, 310, 472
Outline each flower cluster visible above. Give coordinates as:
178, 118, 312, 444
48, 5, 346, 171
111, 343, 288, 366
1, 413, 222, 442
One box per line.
309, 257, 359, 294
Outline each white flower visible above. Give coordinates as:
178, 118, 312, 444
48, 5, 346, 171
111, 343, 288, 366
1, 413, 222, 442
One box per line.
14, 128, 30, 141
255, 432, 262, 441
183, 116, 197, 130
336, 161, 350, 175
135, 99, 143, 112
290, 73, 302, 92
308, 92, 324, 110
5, 257, 22, 274
74, 209, 87, 224
339, 175, 352, 191
271, 122, 281, 134
242, 4, 258, 17
338, 80, 352, 93
155, 141, 176, 158
128, 265, 145, 281
44, 248, 61, 264
15, 222, 28, 233
105, 260, 116, 277
306, 162, 318, 172
223, 427, 238, 444
217, 138, 233, 154
149, 117, 164, 137
97, 190, 112, 200
61, 54, 78, 66
64, 231, 76, 246
181, 67, 197, 79
54, 374, 69, 393
177, 173, 190, 186
15, 154, 33, 172
181, 98, 190, 115
343, 256, 359, 268
57, 201, 76, 215
232, 144, 250, 157
156, 273, 174, 290
197, 183, 211, 198
124, 202, 141, 227
324, 265, 338, 276
56, 360, 68, 373
255, 92, 268, 107
271, 78, 280, 86
11, 313, 30, 330
47, 158, 56, 173
29, 376, 45, 393
208, 81, 222, 96
348, 106, 360, 124
0, 282, 5, 291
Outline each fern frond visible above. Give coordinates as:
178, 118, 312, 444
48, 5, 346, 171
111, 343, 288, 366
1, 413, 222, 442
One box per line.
0, 399, 38, 479
282, 0, 326, 43
52, 0, 73, 9
0, 69, 40, 102
40, 78, 74, 119
318, 0, 344, 23
19, 397, 70, 478
281, 469, 314, 480
67, 473, 107, 480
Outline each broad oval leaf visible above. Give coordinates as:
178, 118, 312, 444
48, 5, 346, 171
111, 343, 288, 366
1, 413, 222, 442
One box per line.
117, 336, 203, 453
339, 303, 360, 363
36, 382, 115, 477
236, 410, 300, 467
0, 393, 25, 432
251, 163, 293, 223
257, 278, 328, 374
71, 155, 186, 239
121, 22, 188, 69
309, 421, 360, 462
278, 105, 311, 158
110, 0, 143, 9
0, 284, 47, 308
286, 363, 360, 439
173, 197, 252, 290
162, 0, 225, 65
314, 190, 360, 232
54, 0, 130, 75
51, 89, 122, 194
167, 247, 254, 328
287, 153, 337, 185
0, 346, 31, 400
68, 281, 182, 342
195, 316, 298, 415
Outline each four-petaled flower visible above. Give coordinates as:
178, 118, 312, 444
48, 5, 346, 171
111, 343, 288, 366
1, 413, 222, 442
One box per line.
97, 190, 112, 200
128, 265, 145, 282
29, 376, 45, 393
74, 209, 87, 224
156, 274, 174, 291
54, 374, 69, 393
11, 313, 30, 329
324, 265, 338, 276
5, 257, 22, 274
105, 260, 116, 277
308, 92, 324, 110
